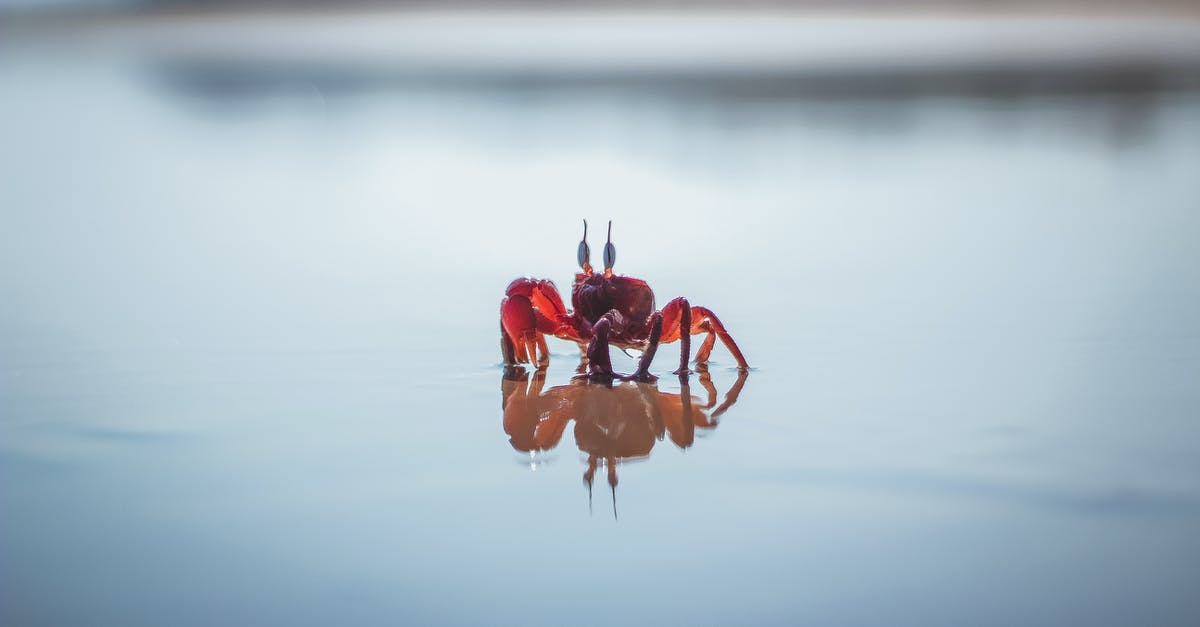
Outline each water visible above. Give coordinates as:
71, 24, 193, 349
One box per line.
2, 28, 1200, 626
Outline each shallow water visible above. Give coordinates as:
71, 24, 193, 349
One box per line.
2, 41, 1200, 626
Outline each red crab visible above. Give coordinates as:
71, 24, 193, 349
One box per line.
500, 221, 749, 380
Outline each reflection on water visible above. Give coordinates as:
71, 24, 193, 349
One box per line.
502, 367, 748, 516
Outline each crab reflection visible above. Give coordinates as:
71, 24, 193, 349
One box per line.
502, 367, 749, 515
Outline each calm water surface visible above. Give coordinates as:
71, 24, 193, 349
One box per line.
2, 46, 1200, 626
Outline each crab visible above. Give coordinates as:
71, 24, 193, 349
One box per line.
500, 221, 749, 380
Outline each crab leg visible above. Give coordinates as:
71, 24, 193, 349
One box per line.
694, 328, 717, 367
587, 306, 663, 379
691, 306, 748, 369
631, 312, 664, 382
585, 312, 617, 377
660, 299, 749, 371
658, 298, 693, 374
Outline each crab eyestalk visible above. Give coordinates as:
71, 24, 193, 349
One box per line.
603, 220, 616, 278
577, 219, 593, 275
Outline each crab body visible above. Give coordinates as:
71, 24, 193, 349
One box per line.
501, 221, 748, 380
572, 273, 655, 348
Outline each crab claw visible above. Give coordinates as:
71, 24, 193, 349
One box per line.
501, 277, 569, 367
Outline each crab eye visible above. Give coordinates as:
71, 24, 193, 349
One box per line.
603, 221, 616, 271
577, 219, 592, 272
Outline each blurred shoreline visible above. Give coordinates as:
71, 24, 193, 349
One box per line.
5, 0, 1200, 19
5, 9, 1199, 99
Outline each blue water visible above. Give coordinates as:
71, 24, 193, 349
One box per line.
2, 42, 1200, 626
